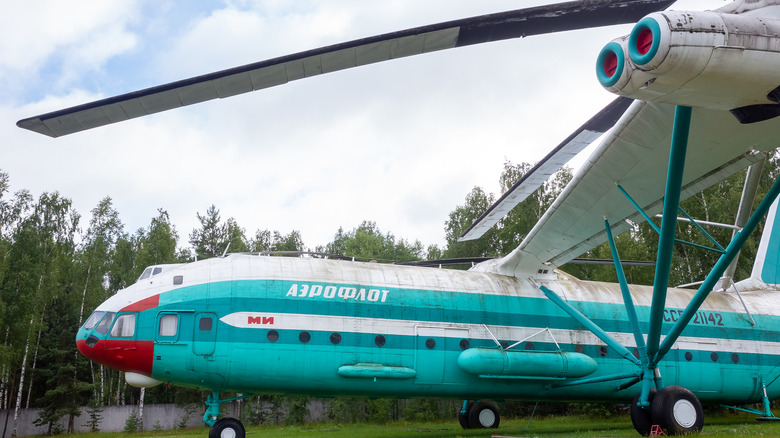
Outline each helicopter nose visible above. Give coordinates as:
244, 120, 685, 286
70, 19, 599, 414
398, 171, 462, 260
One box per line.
77, 331, 155, 376
76, 333, 108, 364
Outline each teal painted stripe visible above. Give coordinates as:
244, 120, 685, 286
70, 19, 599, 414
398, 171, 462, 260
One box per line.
762, 208, 780, 284
152, 279, 780, 344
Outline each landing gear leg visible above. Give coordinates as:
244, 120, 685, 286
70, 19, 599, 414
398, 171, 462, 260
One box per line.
629, 389, 656, 436
204, 391, 247, 438
458, 400, 472, 429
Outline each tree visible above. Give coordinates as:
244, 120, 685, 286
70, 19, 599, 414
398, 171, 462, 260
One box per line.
322, 221, 422, 262
135, 209, 179, 271
77, 197, 123, 325
190, 205, 250, 259
1, 191, 80, 435
33, 293, 93, 434
443, 161, 572, 260
190, 205, 226, 259
443, 187, 496, 259
225, 218, 249, 254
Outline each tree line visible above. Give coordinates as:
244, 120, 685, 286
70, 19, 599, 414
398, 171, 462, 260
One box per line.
0, 154, 776, 434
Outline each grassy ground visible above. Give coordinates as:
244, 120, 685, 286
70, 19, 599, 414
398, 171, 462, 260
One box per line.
55, 413, 780, 438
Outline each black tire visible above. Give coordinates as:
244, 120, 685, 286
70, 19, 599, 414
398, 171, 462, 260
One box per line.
458, 403, 473, 429
468, 401, 500, 429
630, 389, 656, 436
209, 417, 245, 438
650, 386, 703, 435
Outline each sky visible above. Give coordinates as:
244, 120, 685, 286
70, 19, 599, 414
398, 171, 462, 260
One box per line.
1, 0, 725, 251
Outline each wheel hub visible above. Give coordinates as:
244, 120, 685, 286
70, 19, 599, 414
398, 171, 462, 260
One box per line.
672, 399, 697, 428
478, 409, 496, 427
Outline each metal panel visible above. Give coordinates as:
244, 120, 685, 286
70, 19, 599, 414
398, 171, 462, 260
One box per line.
477, 100, 780, 276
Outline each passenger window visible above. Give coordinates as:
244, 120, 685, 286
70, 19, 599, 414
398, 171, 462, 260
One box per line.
199, 317, 213, 331
95, 312, 116, 335
159, 314, 178, 336
110, 314, 136, 337
173, 275, 183, 285
84, 311, 105, 329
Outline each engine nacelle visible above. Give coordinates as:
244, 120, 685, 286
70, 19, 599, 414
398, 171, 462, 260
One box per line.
596, 9, 780, 121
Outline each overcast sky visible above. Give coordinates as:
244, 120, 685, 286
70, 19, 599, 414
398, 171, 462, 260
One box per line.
1, 0, 724, 251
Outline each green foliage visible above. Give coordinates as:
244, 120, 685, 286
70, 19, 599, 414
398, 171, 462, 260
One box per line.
83, 397, 103, 432
242, 398, 270, 426
189, 204, 304, 257
405, 399, 458, 422
327, 398, 402, 424
176, 404, 197, 429
328, 397, 368, 424
124, 410, 141, 433
322, 221, 423, 262
0, 149, 777, 434
283, 395, 310, 425
443, 161, 573, 260
366, 399, 397, 424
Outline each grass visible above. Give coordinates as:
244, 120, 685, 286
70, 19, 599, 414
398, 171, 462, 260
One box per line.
55, 413, 780, 438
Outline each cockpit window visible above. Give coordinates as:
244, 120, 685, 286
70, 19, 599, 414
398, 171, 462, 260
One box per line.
83, 311, 105, 329
139, 267, 153, 281
95, 312, 116, 335
139, 266, 166, 282
109, 314, 136, 337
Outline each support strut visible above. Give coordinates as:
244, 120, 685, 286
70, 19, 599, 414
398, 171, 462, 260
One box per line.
654, 174, 780, 364
203, 391, 253, 427
646, 105, 692, 363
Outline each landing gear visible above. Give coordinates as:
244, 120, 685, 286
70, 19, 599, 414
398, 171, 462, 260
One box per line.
630, 386, 703, 436
203, 391, 251, 438
629, 389, 655, 436
458, 400, 500, 429
458, 402, 471, 429
650, 386, 703, 435
208, 418, 245, 438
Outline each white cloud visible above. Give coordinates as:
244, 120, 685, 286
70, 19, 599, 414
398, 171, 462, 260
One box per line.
0, 1, 141, 98
3, 0, 728, 251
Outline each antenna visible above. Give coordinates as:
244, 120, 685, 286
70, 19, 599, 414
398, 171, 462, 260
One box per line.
222, 242, 231, 258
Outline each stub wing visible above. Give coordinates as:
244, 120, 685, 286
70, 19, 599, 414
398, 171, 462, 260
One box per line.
474, 100, 780, 277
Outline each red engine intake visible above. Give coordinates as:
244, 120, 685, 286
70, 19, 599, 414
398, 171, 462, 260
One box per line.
596, 9, 780, 118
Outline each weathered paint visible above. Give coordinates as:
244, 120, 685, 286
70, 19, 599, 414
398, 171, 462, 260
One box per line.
76, 254, 780, 404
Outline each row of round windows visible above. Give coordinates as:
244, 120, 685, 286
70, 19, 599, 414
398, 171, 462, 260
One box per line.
264, 330, 474, 350
608, 345, 740, 364
262, 331, 741, 363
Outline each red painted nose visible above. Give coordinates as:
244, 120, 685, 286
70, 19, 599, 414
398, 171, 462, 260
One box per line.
77, 337, 155, 376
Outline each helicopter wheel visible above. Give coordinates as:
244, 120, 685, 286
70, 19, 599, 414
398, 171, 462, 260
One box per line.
208, 417, 245, 438
468, 401, 500, 428
650, 386, 703, 435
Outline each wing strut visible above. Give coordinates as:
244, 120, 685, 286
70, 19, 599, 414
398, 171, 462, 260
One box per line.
538, 106, 780, 409
645, 106, 692, 366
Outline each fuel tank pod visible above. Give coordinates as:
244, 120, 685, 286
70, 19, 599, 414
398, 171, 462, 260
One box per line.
457, 348, 597, 380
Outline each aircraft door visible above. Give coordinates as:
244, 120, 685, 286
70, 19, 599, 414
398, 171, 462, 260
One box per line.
415, 327, 468, 385
193, 313, 217, 356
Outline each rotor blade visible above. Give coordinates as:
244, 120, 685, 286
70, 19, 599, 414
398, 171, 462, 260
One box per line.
17, 0, 673, 138
459, 96, 633, 242
397, 257, 493, 267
